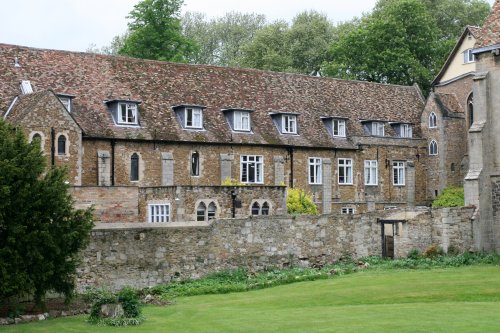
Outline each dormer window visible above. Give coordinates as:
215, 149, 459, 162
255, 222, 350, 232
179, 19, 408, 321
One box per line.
173, 105, 206, 130
321, 117, 347, 138
106, 100, 141, 126
119, 103, 138, 125
234, 110, 250, 131
362, 121, 385, 136
282, 114, 297, 134
186, 107, 203, 129
57, 94, 75, 112
391, 123, 412, 138
270, 112, 299, 135
222, 108, 254, 132
464, 49, 475, 64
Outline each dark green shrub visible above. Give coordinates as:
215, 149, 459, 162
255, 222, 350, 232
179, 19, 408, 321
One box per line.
407, 248, 421, 259
432, 187, 464, 208
118, 287, 141, 318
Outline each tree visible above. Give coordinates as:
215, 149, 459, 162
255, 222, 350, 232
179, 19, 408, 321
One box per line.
119, 0, 196, 62
182, 11, 267, 66
241, 11, 335, 75
0, 121, 94, 305
324, 0, 440, 94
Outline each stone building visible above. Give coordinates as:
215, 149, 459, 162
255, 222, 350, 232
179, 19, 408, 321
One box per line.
0, 42, 430, 222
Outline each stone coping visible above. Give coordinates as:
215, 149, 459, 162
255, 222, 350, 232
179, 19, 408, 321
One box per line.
93, 221, 211, 230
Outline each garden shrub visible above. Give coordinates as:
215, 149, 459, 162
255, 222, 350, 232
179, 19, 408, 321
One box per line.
407, 248, 421, 259
222, 178, 246, 186
432, 186, 464, 208
287, 188, 318, 215
85, 287, 143, 326
447, 244, 461, 256
423, 244, 444, 259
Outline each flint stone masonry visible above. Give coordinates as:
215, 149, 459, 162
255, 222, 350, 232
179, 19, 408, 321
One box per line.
77, 207, 474, 291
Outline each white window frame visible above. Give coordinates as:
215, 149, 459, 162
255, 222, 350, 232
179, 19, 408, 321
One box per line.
308, 157, 322, 185
59, 97, 71, 112
464, 49, 475, 64
281, 114, 297, 134
400, 124, 412, 138
332, 119, 346, 137
429, 140, 438, 156
364, 160, 378, 186
240, 155, 263, 184
429, 112, 437, 128
118, 102, 138, 125
338, 158, 353, 185
393, 161, 406, 186
371, 122, 384, 136
341, 207, 355, 214
148, 203, 170, 223
234, 111, 250, 131
185, 107, 203, 129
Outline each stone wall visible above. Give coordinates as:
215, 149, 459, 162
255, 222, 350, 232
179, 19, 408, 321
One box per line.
77, 207, 475, 291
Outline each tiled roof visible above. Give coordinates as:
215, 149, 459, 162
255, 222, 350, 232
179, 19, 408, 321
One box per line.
475, 0, 500, 48
0, 44, 425, 149
433, 93, 464, 118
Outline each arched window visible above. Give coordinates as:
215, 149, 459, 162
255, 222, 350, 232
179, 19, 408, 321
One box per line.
191, 151, 200, 176
208, 202, 216, 220
261, 202, 270, 215
32, 133, 42, 142
197, 202, 206, 221
251, 202, 260, 215
429, 112, 437, 128
467, 93, 474, 128
57, 135, 66, 155
130, 153, 139, 181
429, 140, 438, 156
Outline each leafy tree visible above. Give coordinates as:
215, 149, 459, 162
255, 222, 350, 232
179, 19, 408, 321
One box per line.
119, 0, 197, 62
287, 11, 334, 75
240, 21, 293, 72
183, 11, 266, 66
324, 0, 440, 94
287, 188, 318, 215
0, 121, 94, 305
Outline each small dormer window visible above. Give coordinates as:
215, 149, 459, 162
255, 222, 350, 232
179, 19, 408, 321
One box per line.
185, 107, 203, 129
332, 119, 346, 137
464, 49, 475, 64
119, 102, 138, 125
363, 121, 384, 136
282, 115, 297, 134
392, 123, 412, 138
57, 94, 75, 113
234, 110, 250, 131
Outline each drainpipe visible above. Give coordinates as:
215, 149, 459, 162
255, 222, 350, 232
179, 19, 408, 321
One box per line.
51, 127, 55, 166
288, 146, 294, 188
111, 139, 116, 186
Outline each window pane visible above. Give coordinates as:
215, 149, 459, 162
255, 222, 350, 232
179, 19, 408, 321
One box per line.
57, 135, 66, 155
191, 152, 200, 176
131, 153, 139, 181
261, 202, 269, 215
208, 202, 216, 220
252, 202, 260, 215
197, 203, 206, 221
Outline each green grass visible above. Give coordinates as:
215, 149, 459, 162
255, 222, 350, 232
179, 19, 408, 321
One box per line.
2, 265, 500, 332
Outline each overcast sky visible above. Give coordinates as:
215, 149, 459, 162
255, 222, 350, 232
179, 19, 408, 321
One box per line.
0, 0, 495, 52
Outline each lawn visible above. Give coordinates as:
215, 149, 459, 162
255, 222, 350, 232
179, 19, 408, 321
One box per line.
2, 265, 499, 333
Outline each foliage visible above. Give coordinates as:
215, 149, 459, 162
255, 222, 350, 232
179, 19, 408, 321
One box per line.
241, 10, 334, 75
325, 0, 440, 94
286, 188, 318, 215
119, 0, 197, 62
85, 287, 143, 326
432, 186, 465, 208
183, 11, 266, 66
149, 252, 500, 301
407, 248, 421, 259
423, 244, 445, 258
0, 120, 94, 305
221, 178, 247, 186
